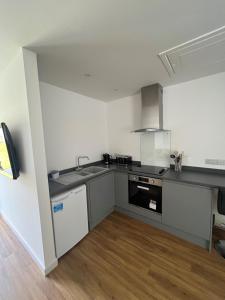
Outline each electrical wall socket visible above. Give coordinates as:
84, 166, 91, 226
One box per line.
205, 159, 225, 166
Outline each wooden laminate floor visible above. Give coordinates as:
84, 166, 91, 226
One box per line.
1, 212, 225, 300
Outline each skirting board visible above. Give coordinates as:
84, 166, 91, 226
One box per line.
44, 259, 58, 276
0, 212, 58, 275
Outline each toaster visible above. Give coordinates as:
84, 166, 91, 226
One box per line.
115, 155, 132, 166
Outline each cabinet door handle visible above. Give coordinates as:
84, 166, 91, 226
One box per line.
137, 185, 149, 191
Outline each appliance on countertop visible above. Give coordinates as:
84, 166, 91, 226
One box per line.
133, 83, 170, 133
103, 153, 112, 165
129, 174, 162, 214
51, 185, 89, 258
116, 154, 132, 166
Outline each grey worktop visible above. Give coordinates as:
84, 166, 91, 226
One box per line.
98, 163, 225, 189
49, 167, 112, 198
163, 168, 225, 189
48, 162, 225, 197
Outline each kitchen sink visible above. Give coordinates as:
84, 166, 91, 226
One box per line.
52, 166, 107, 186
53, 172, 86, 186
75, 171, 91, 176
81, 166, 107, 174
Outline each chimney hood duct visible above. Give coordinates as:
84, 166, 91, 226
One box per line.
133, 83, 169, 133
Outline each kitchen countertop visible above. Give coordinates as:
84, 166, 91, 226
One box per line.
48, 162, 225, 197
99, 163, 225, 189
49, 167, 112, 197
163, 168, 225, 189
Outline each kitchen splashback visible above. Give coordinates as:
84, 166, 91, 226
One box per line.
140, 131, 171, 167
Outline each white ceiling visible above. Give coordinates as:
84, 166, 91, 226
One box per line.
1, 0, 225, 101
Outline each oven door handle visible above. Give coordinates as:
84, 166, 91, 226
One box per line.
137, 185, 149, 191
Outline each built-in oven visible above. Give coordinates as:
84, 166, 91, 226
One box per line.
128, 174, 162, 214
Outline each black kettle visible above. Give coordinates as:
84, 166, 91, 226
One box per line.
103, 153, 112, 165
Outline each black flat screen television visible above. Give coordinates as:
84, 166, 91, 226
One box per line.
0, 123, 20, 179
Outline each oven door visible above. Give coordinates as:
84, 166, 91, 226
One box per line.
129, 180, 162, 213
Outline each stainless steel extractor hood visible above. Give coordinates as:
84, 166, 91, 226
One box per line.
133, 83, 169, 133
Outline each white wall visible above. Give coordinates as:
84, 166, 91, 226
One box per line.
40, 82, 108, 172
107, 93, 141, 161
0, 48, 57, 274
163, 72, 225, 169
22, 49, 57, 273
107, 72, 225, 169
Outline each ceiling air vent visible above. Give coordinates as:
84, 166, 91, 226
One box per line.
158, 25, 225, 77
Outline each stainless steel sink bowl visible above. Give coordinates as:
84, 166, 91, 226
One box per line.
75, 171, 91, 176
53, 172, 86, 186
81, 166, 107, 174
52, 166, 107, 186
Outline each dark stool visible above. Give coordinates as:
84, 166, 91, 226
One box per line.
215, 189, 225, 258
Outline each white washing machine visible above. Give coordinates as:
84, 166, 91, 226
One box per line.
51, 185, 89, 258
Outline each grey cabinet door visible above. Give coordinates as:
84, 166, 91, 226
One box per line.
162, 180, 213, 240
115, 172, 129, 209
88, 172, 115, 229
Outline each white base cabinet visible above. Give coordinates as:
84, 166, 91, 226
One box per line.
51, 185, 89, 258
